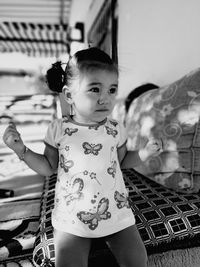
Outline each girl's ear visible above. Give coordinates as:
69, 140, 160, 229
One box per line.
62, 85, 73, 104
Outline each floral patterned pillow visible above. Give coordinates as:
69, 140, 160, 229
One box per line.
126, 67, 200, 193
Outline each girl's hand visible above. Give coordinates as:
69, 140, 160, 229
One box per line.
139, 138, 163, 161
3, 122, 25, 156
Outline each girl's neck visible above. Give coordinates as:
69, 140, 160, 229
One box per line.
69, 115, 107, 126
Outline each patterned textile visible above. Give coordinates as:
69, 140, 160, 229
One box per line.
0, 172, 42, 263
33, 174, 57, 267
126, 67, 200, 193
0, 199, 40, 263
0, 256, 34, 267
125, 169, 200, 253
33, 169, 200, 266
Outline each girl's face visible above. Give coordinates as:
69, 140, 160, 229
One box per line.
70, 68, 118, 124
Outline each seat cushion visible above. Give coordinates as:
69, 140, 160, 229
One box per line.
126, 67, 200, 193
33, 169, 200, 266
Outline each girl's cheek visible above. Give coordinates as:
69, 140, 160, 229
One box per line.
111, 96, 117, 103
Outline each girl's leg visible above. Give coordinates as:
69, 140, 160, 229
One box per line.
54, 229, 91, 267
105, 225, 147, 267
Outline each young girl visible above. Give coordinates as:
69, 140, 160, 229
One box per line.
3, 47, 148, 267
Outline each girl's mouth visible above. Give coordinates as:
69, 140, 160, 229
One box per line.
96, 109, 109, 112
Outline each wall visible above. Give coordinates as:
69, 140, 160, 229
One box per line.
118, 0, 200, 98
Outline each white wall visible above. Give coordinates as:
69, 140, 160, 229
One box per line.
118, 0, 200, 98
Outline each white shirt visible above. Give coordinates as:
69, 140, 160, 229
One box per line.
44, 116, 135, 237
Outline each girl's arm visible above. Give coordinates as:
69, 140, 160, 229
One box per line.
3, 122, 58, 176
20, 144, 58, 176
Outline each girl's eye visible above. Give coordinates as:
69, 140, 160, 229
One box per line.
89, 87, 100, 93
109, 88, 117, 94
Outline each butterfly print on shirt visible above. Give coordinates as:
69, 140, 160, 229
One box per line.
64, 127, 78, 136
105, 126, 118, 137
90, 172, 101, 185
114, 191, 130, 209
60, 154, 74, 172
88, 125, 100, 130
82, 142, 102, 156
109, 120, 118, 127
77, 198, 111, 230
64, 178, 84, 206
107, 160, 117, 178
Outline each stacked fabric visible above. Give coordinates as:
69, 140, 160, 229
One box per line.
0, 156, 44, 266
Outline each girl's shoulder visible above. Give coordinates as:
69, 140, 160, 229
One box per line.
107, 118, 127, 140
51, 116, 71, 126
107, 118, 119, 128
47, 116, 71, 133
107, 118, 126, 132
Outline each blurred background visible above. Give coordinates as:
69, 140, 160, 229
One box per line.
0, 0, 90, 176
1, 0, 200, 177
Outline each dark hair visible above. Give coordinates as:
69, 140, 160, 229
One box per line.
46, 47, 117, 93
125, 83, 159, 113
46, 61, 65, 93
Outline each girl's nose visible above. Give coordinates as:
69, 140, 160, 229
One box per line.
97, 98, 105, 105
98, 93, 109, 105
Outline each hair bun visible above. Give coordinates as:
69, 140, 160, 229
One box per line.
46, 61, 65, 93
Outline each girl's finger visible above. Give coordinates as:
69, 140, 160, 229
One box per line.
3, 130, 20, 142
8, 132, 20, 142
3, 129, 18, 140
9, 121, 14, 125
5, 135, 18, 144
8, 123, 17, 130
